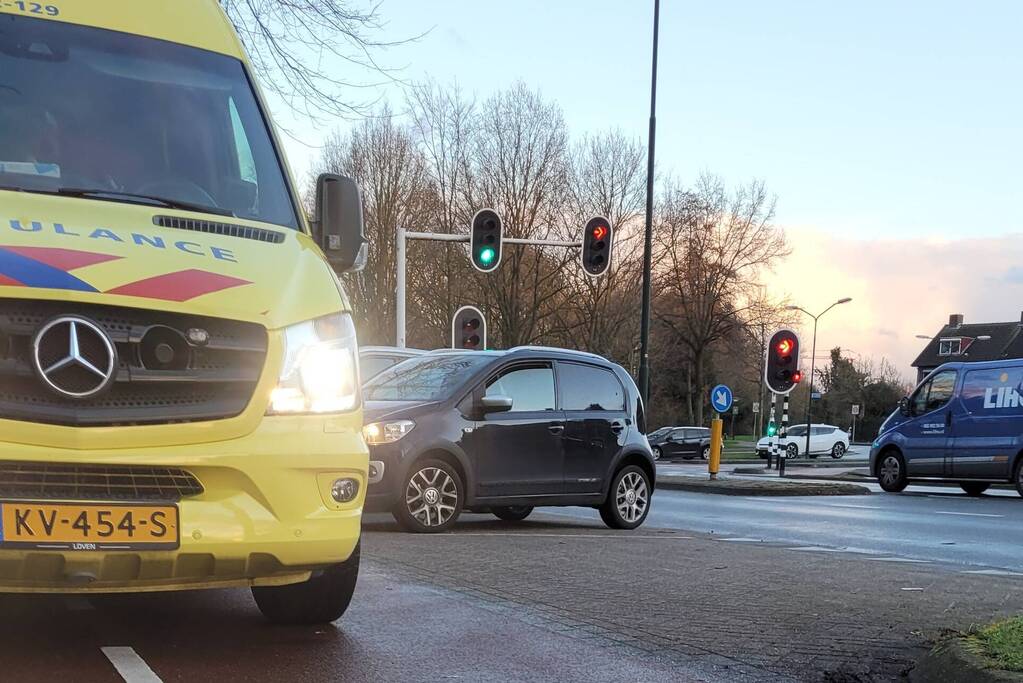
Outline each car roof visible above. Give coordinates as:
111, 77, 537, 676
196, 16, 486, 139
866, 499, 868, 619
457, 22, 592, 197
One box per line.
360, 346, 428, 356
427, 346, 614, 365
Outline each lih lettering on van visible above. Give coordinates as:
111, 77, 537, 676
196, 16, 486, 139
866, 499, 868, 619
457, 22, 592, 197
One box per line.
984, 386, 1023, 409
7, 220, 238, 262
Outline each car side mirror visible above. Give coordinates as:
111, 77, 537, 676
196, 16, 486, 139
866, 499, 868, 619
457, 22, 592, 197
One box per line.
314, 174, 368, 273
480, 395, 513, 414
898, 396, 911, 417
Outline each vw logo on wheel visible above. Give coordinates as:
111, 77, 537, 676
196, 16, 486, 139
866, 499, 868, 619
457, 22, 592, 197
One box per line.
32, 316, 117, 399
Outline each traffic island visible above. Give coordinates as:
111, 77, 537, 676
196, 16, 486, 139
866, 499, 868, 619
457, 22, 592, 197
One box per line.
656, 474, 870, 496
914, 619, 1023, 682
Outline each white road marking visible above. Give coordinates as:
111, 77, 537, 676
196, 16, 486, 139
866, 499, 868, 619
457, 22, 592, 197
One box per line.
718, 537, 762, 542
962, 569, 1023, 577
867, 557, 931, 563
786, 546, 845, 553
820, 503, 882, 510
101, 647, 162, 683
934, 511, 1004, 518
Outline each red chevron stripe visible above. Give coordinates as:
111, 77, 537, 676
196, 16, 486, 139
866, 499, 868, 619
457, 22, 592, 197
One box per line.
0, 273, 24, 286
106, 269, 251, 302
2, 246, 122, 271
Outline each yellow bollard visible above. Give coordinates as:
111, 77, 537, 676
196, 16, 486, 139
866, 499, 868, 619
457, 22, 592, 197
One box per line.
709, 418, 723, 480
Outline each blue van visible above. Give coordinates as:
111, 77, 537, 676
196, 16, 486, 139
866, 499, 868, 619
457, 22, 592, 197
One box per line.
870, 359, 1023, 497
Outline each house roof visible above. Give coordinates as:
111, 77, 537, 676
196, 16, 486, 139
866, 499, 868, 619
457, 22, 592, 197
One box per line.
912, 321, 1023, 368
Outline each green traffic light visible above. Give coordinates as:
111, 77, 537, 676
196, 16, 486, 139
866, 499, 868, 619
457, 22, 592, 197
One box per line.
479, 247, 496, 265
767, 424, 777, 437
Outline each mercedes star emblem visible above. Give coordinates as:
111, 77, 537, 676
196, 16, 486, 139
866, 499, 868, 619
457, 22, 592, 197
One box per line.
32, 316, 117, 399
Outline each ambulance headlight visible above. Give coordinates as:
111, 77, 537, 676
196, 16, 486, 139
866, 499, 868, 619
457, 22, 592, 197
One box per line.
268, 313, 360, 414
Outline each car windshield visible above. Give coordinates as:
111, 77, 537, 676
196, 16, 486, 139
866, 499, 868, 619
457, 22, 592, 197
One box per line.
363, 354, 493, 402
0, 15, 298, 227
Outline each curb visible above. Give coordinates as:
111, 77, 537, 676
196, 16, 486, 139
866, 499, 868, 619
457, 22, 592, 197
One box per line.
913, 638, 1023, 682
656, 476, 870, 497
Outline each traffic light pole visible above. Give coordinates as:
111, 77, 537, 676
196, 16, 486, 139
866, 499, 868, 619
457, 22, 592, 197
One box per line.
394, 228, 582, 348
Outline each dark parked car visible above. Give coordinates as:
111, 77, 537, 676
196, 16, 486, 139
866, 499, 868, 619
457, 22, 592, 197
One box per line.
360, 346, 428, 383
647, 427, 712, 461
361, 347, 656, 533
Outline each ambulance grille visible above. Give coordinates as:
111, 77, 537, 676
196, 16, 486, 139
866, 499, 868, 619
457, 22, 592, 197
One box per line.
154, 215, 285, 244
0, 299, 267, 426
0, 461, 203, 502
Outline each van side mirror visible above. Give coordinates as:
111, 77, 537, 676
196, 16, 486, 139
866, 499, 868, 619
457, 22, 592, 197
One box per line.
480, 395, 513, 414
898, 396, 911, 417
314, 174, 368, 273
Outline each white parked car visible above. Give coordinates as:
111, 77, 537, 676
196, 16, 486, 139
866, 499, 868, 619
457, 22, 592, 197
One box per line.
756, 424, 850, 459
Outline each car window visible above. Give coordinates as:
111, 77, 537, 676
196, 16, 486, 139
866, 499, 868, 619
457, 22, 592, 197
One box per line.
559, 362, 625, 411
787, 425, 807, 437
912, 369, 957, 414
364, 354, 492, 401
486, 365, 556, 412
360, 355, 402, 382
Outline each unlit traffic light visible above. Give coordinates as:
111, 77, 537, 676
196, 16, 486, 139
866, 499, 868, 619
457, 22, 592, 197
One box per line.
452, 306, 486, 351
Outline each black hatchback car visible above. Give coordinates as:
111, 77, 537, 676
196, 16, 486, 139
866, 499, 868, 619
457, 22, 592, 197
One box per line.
361, 347, 655, 533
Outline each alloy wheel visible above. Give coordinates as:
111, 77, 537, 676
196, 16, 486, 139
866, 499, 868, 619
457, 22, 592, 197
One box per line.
405, 466, 459, 528
880, 456, 901, 488
832, 443, 846, 458
652, 447, 661, 461
615, 471, 649, 524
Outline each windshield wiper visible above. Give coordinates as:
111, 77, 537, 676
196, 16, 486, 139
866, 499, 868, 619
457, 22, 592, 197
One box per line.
54, 187, 235, 217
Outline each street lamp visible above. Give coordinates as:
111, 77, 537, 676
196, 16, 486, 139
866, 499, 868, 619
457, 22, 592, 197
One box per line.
785, 297, 852, 457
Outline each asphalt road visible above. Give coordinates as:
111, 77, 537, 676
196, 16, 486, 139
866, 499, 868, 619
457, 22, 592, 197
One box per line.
543, 486, 1023, 574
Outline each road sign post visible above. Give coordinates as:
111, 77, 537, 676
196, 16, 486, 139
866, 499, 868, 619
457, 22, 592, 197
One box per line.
851, 404, 861, 442
708, 384, 732, 480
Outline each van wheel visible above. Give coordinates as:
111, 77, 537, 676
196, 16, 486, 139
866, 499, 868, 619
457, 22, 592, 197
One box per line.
492, 506, 533, 521
252, 542, 360, 625
393, 459, 463, 533
831, 443, 847, 459
599, 465, 651, 530
960, 482, 990, 497
877, 451, 908, 493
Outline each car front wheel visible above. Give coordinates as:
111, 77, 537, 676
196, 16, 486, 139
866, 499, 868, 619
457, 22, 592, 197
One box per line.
252, 542, 360, 625
877, 451, 908, 493
393, 459, 463, 533
652, 446, 662, 461
831, 442, 847, 459
785, 443, 799, 459
600, 465, 651, 530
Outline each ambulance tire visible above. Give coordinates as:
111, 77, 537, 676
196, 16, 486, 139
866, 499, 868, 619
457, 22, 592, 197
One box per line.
253, 542, 360, 625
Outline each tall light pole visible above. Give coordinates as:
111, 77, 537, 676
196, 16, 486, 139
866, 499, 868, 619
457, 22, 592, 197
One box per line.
637, 0, 660, 406
786, 297, 852, 457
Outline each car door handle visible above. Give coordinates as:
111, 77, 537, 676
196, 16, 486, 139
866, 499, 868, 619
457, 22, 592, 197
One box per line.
548, 424, 565, 435
610, 420, 625, 434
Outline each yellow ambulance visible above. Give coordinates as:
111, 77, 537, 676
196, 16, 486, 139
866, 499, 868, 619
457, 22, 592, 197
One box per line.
0, 1, 369, 623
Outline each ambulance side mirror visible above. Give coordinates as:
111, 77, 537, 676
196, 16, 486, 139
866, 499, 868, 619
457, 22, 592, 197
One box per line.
314, 174, 368, 273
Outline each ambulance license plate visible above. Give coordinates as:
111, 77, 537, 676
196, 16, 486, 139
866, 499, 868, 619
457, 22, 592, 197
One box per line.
0, 501, 179, 551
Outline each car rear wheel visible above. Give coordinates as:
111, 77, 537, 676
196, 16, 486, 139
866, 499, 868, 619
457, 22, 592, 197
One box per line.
393, 459, 463, 533
652, 446, 662, 461
831, 443, 847, 459
960, 482, 990, 497
785, 443, 799, 460
492, 505, 533, 521
599, 465, 651, 530
877, 451, 908, 493
252, 542, 360, 625
701, 445, 710, 460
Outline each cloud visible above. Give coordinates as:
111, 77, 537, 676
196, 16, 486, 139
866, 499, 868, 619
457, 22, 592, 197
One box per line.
763, 228, 1023, 381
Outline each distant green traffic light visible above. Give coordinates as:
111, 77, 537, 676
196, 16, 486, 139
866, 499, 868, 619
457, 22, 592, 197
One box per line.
479, 247, 496, 265
767, 423, 777, 437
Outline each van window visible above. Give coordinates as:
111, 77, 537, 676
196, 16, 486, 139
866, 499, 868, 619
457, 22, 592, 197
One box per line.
912, 369, 957, 414
961, 367, 1023, 413
0, 15, 298, 227
559, 363, 625, 411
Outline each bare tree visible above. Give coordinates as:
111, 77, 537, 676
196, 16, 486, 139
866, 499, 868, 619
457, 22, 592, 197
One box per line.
654, 175, 790, 424
312, 111, 435, 343
219, 0, 416, 121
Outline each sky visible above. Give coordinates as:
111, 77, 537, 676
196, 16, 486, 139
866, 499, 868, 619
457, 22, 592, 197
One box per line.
270, 1, 1023, 380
